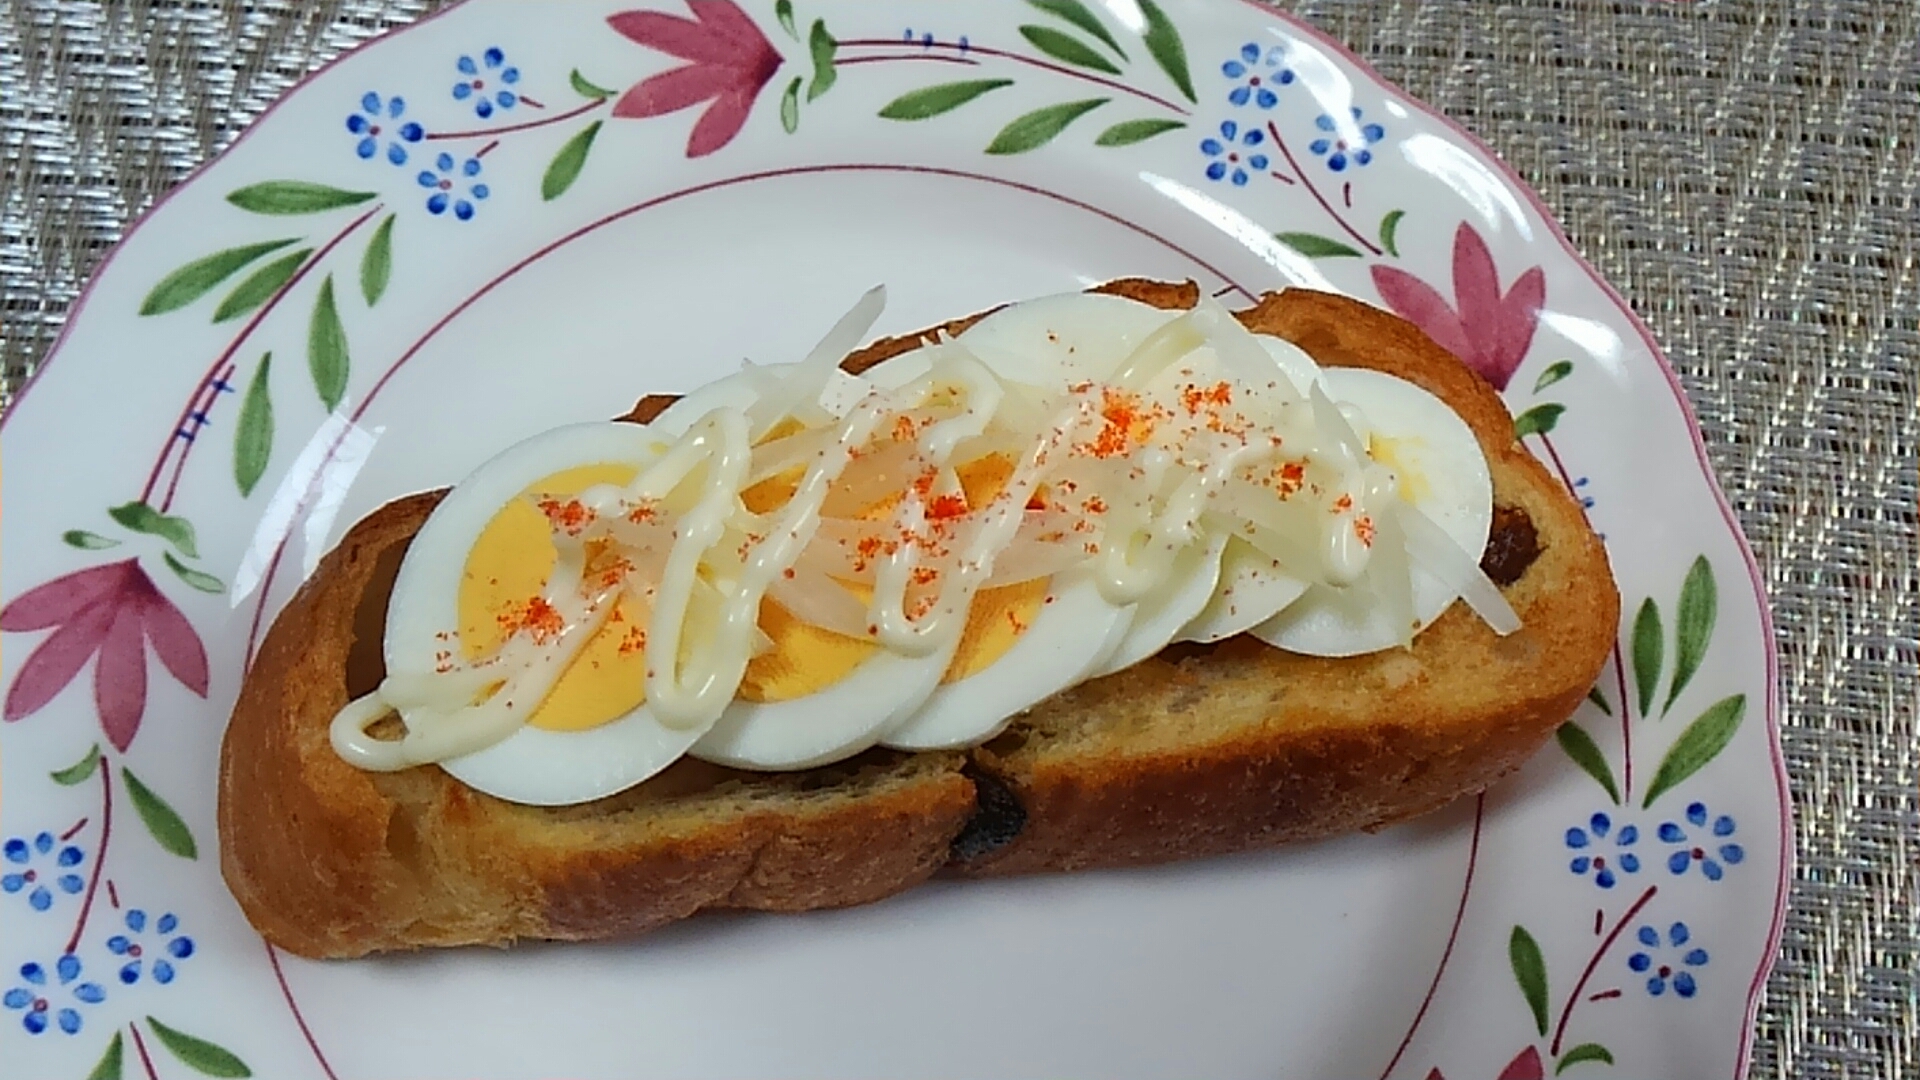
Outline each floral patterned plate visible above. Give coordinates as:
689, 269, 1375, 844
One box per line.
0, 1, 1787, 1077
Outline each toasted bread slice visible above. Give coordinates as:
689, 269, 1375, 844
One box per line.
218, 282, 1617, 959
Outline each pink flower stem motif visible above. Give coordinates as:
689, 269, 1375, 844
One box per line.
141, 205, 385, 511
62, 765, 111, 956
1551, 884, 1659, 1056
1266, 119, 1382, 256
1377, 794, 1486, 1080
131, 1020, 162, 1080
423, 96, 608, 142
838, 38, 1191, 115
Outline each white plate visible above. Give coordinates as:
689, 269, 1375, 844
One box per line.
0, 1, 1788, 1077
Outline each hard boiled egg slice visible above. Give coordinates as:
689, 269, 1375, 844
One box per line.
1178, 537, 1309, 642
1095, 325, 1322, 661
1252, 367, 1494, 656
384, 422, 722, 806
1091, 533, 1227, 676
880, 564, 1130, 750
687, 600, 956, 770
952, 290, 1183, 388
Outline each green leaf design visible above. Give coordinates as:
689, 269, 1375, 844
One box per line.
542, 121, 603, 201
1555, 1044, 1615, 1075
308, 275, 349, 411
234, 353, 275, 497
779, 78, 802, 133
1642, 693, 1746, 807
147, 1017, 251, 1078
226, 181, 375, 215
1275, 232, 1363, 259
1094, 118, 1184, 146
1631, 597, 1663, 717
1135, 0, 1195, 102
1534, 359, 1574, 393
87, 1030, 124, 1080
107, 502, 198, 558
1509, 925, 1549, 1036
1513, 402, 1566, 438
1378, 209, 1406, 257
774, 0, 796, 38
139, 239, 298, 316
163, 552, 225, 594
1019, 25, 1122, 75
1555, 722, 1620, 804
360, 213, 395, 306
806, 19, 837, 101
1663, 555, 1717, 716
570, 69, 614, 99
122, 768, 198, 859
1586, 684, 1613, 716
879, 79, 1014, 120
211, 247, 309, 323
51, 744, 102, 786
63, 530, 121, 550
1028, 0, 1127, 59
986, 98, 1107, 155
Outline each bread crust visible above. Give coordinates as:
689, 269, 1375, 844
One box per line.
218, 283, 1617, 958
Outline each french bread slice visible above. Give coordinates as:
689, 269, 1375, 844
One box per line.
217, 281, 1618, 959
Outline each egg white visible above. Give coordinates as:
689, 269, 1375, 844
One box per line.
384, 422, 723, 806
880, 565, 1132, 750
952, 289, 1184, 387
1252, 367, 1495, 656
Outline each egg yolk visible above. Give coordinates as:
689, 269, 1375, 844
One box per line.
459, 463, 648, 732
462, 437, 1055, 716
738, 449, 1045, 703
938, 453, 1045, 683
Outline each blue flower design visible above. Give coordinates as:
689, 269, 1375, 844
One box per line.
105, 908, 195, 986
1627, 922, 1709, 998
1308, 107, 1386, 172
3, 956, 105, 1035
1564, 812, 1642, 888
416, 152, 491, 220
2, 832, 85, 912
345, 92, 424, 166
1200, 120, 1269, 186
1220, 42, 1293, 109
452, 47, 521, 119
1658, 801, 1744, 881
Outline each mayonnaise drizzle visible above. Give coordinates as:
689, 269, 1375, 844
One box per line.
331, 290, 1521, 776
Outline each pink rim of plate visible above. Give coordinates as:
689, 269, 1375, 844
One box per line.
0, 2, 1791, 1078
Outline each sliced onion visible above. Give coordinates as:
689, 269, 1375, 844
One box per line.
1397, 502, 1521, 635
983, 536, 1089, 587
1368, 506, 1417, 648
820, 440, 919, 517
1192, 295, 1295, 394
769, 569, 872, 639
749, 424, 837, 485
746, 284, 887, 441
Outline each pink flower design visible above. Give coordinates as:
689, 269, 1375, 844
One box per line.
1371, 223, 1546, 391
1, 560, 209, 752
607, 0, 783, 159
1425, 1046, 1545, 1080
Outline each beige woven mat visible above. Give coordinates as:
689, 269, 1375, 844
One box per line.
2, 0, 1914, 1076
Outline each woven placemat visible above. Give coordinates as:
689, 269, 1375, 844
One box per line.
2, 1, 1914, 1076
